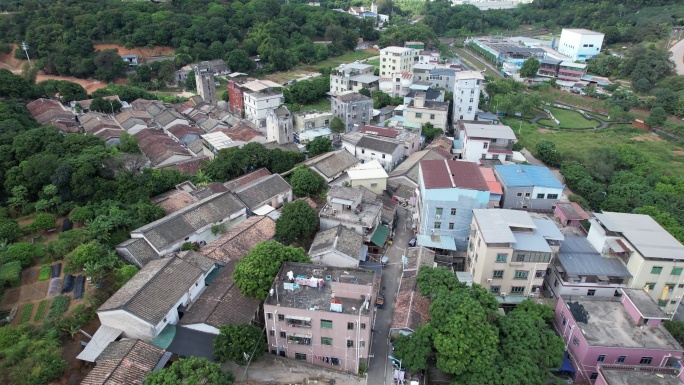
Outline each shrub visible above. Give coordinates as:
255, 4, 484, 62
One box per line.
48, 295, 70, 318
38, 266, 51, 281
180, 242, 198, 251
1, 242, 38, 267
20, 303, 33, 323
0, 261, 22, 287
34, 300, 48, 322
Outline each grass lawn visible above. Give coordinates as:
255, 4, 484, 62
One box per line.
366, 59, 379, 67
538, 107, 598, 129
297, 98, 331, 111
507, 118, 684, 178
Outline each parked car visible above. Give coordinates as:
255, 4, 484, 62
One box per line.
288, 79, 297, 85
408, 238, 417, 247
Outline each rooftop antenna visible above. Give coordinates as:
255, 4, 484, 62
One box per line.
21, 41, 33, 68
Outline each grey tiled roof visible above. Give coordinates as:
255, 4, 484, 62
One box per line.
179, 262, 260, 328
156, 109, 186, 127
309, 225, 363, 261
132, 192, 246, 252
306, 150, 359, 180
81, 340, 164, 385
115, 238, 159, 268
234, 174, 292, 210
98, 255, 215, 324
201, 215, 275, 263
356, 135, 402, 155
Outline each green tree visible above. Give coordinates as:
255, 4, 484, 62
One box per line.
119, 132, 139, 153
430, 290, 499, 378
0, 218, 23, 242
1, 242, 38, 267
305, 137, 333, 158
0, 325, 67, 385
233, 241, 310, 299
535, 141, 561, 167
185, 70, 196, 91
93, 49, 127, 82
0, 69, 33, 98
289, 167, 324, 196
645, 106, 668, 127
519, 57, 541, 78
28, 213, 57, 232
416, 266, 465, 296
90, 97, 123, 113
65, 240, 106, 272
393, 324, 433, 372
358, 88, 371, 97
329, 116, 345, 137
213, 324, 267, 365
225, 49, 256, 73
421, 122, 443, 143
664, 320, 684, 345
274, 200, 319, 245
114, 265, 139, 289
144, 357, 234, 385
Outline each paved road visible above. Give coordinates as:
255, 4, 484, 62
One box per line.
367, 205, 413, 385
670, 38, 684, 76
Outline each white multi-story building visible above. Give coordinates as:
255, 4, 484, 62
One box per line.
379, 46, 414, 78
379, 72, 414, 98
453, 71, 484, 122
557, 28, 604, 62
242, 80, 284, 128
266, 107, 293, 145
330, 63, 379, 96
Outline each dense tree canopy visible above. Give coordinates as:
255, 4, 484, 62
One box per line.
233, 241, 310, 299
213, 324, 267, 365
289, 166, 325, 196
274, 200, 319, 245
305, 137, 333, 158
144, 357, 234, 385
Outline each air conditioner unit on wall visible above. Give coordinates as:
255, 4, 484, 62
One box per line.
500, 292, 506, 297
486, 278, 493, 283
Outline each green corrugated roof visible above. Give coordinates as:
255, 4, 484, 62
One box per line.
371, 225, 390, 247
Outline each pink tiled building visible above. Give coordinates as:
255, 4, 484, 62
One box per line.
556, 288, 683, 384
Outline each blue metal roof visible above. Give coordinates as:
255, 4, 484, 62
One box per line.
417, 235, 457, 251
494, 165, 563, 189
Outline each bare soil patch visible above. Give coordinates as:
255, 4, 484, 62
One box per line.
673, 150, 684, 156
93, 44, 175, 58
2, 288, 20, 305
631, 133, 665, 142
537, 128, 551, 134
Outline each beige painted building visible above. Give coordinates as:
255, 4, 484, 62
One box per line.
587, 212, 684, 313
379, 46, 414, 78
405, 93, 449, 130
346, 160, 388, 195
468, 209, 564, 304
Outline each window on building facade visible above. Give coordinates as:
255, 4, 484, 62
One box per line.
483, 142, 488, 149
490, 285, 501, 294
450, 208, 457, 215
511, 286, 525, 294
361, 323, 366, 329
280, 331, 286, 338
435, 207, 443, 215
321, 337, 333, 346
347, 340, 354, 348
537, 194, 545, 199
640, 357, 653, 365
652, 266, 663, 274
535, 270, 545, 278
590, 373, 598, 380
617, 356, 626, 363
267, 313, 273, 319
434, 222, 441, 229
573, 336, 580, 345
321, 320, 333, 329
347, 322, 354, 330
514, 271, 528, 280
448, 223, 454, 230
587, 289, 596, 296
430, 114, 435, 120
525, 192, 531, 197
597, 355, 606, 362
517, 192, 523, 197
416, 113, 422, 118
278, 314, 285, 321
646, 282, 656, 290
493, 270, 504, 278
295, 353, 307, 360
496, 254, 507, 263
547, 194, 559, 199
673, 267, 683, 275
269, 330, 275, 336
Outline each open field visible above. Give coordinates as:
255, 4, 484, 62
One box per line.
538, 107, 598, 129
264, 49, 377, 83
93, 44, 175, 58
452, 47, 500, 78
508, 118, 684, 178
298, 98, 332, 112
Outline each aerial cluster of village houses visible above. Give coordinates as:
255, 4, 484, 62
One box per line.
27, 33, 684, 385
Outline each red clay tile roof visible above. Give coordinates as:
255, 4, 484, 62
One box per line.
27, 98, 63, 117
167, 124, 204, 140
134, 129, 192, 166
391, 272, 431, 331
201, 215, 275, 263
555, 202, 589, 221
114, 110, 151, 123
152, 190, 198, 215
420, 159, 489, 191
221, 124, 264, 142
479, 167, 503, 195
35, 108, 75, 126
50, 120, 80, 133
163, 156, 210, 174
93, 128, 124, 140
223, 168, 271, 190
360, 125, 399, 138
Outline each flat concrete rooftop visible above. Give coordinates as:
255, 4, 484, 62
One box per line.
265, 262, 376, 316
564, 297, 681, 350
600, 368, 682, 385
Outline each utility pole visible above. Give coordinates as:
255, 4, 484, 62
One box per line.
21, 41, 33, 68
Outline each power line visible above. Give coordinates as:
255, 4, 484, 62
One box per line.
239, 324, 267, 385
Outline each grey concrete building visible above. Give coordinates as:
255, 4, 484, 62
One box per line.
331, 91, 373, 132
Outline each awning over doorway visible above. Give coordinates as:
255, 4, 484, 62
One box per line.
371, 225, 391, 247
